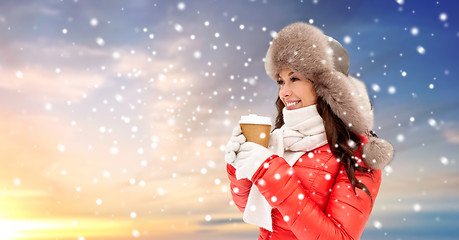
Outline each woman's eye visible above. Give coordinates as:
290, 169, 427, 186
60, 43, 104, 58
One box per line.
277, 80, 284, 85
290, 77, 299, 81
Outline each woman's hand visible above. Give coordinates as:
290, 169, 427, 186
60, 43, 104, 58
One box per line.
224, 125, 246, 166
234, 142, 273, 180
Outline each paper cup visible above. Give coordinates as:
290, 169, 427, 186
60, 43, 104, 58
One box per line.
239, 114, 272, 148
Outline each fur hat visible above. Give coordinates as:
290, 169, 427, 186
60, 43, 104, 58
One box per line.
265, 22, 393, 170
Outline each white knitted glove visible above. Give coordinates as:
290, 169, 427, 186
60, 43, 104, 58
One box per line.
224, 125, 246, 166
235, 142, 273, 180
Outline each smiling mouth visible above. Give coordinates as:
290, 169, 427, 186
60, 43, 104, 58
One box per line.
286, 100, 301, 107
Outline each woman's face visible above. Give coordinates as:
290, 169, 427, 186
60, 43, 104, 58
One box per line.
277, 68, 317, 110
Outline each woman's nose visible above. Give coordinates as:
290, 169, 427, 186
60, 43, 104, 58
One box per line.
279, 85, 292, 98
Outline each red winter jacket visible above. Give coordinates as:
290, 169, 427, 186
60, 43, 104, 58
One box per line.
227, 134, 382, 240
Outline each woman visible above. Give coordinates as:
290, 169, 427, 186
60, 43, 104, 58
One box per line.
225, 22, 394, 239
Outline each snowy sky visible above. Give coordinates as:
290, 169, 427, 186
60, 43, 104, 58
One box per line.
0, 0, 458, 239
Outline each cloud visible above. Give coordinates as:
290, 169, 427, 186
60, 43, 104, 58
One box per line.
444, 130, 459, 144
0, 41, 109, 102
111, 49, 194, 92
197, 217, 244, 226
0, 64, 105, 102
442, 122, 459, 144
0, 110, 82, 217
0, 36, 202, 103
0, 110, 80, 182
0, 1, 60, 20
39, 7, 60, 16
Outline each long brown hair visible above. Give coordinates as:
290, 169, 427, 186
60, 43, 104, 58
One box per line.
274, 96, 374, 204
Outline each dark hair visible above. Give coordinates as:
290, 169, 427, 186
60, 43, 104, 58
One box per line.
274, 96, 374, 204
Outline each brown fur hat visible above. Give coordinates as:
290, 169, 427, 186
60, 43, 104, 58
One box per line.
265, 22, 394, 170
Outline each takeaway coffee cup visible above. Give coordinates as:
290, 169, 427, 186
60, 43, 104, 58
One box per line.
239, 114, 272, 148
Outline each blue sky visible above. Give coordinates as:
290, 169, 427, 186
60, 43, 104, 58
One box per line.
0, 0, 458, 239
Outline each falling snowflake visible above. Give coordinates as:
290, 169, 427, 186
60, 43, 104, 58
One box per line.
112, 52, 120, 59
384, 165, 393, 175
343, 35, 352, 44
428, 118, 437, 127
132, 229, 140, 237
110, 147, 119, 155
96, 37, 105, 46
129, 178, 136, 184
440, 156, 449, 165
439, 13, 448, 22
13, 178, 21, 186
193, 51, 201, 59
103, 171, 110, 178
347, 139, 356, 148
174, 24, 183, 32
137, 148, 144, 154
260, 132, 267, 139
372, 84, 380, 92
416, 46, 425, 55
57, 145, 66, 152
15, 71, 23, 78
373, 220, 382, 229
45, 103, 53, 111
157, 188, 165, 195
90, 18, 98, 26
388, 86, 396, 94
177, 2, 186, 11
413, 203, 422, 212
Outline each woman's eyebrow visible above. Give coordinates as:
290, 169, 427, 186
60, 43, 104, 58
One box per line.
277, 72, 295, 79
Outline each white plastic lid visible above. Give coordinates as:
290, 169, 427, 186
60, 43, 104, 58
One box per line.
239, 114, 272, 125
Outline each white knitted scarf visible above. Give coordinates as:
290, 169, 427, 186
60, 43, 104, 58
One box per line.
242, 104, 328, 231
